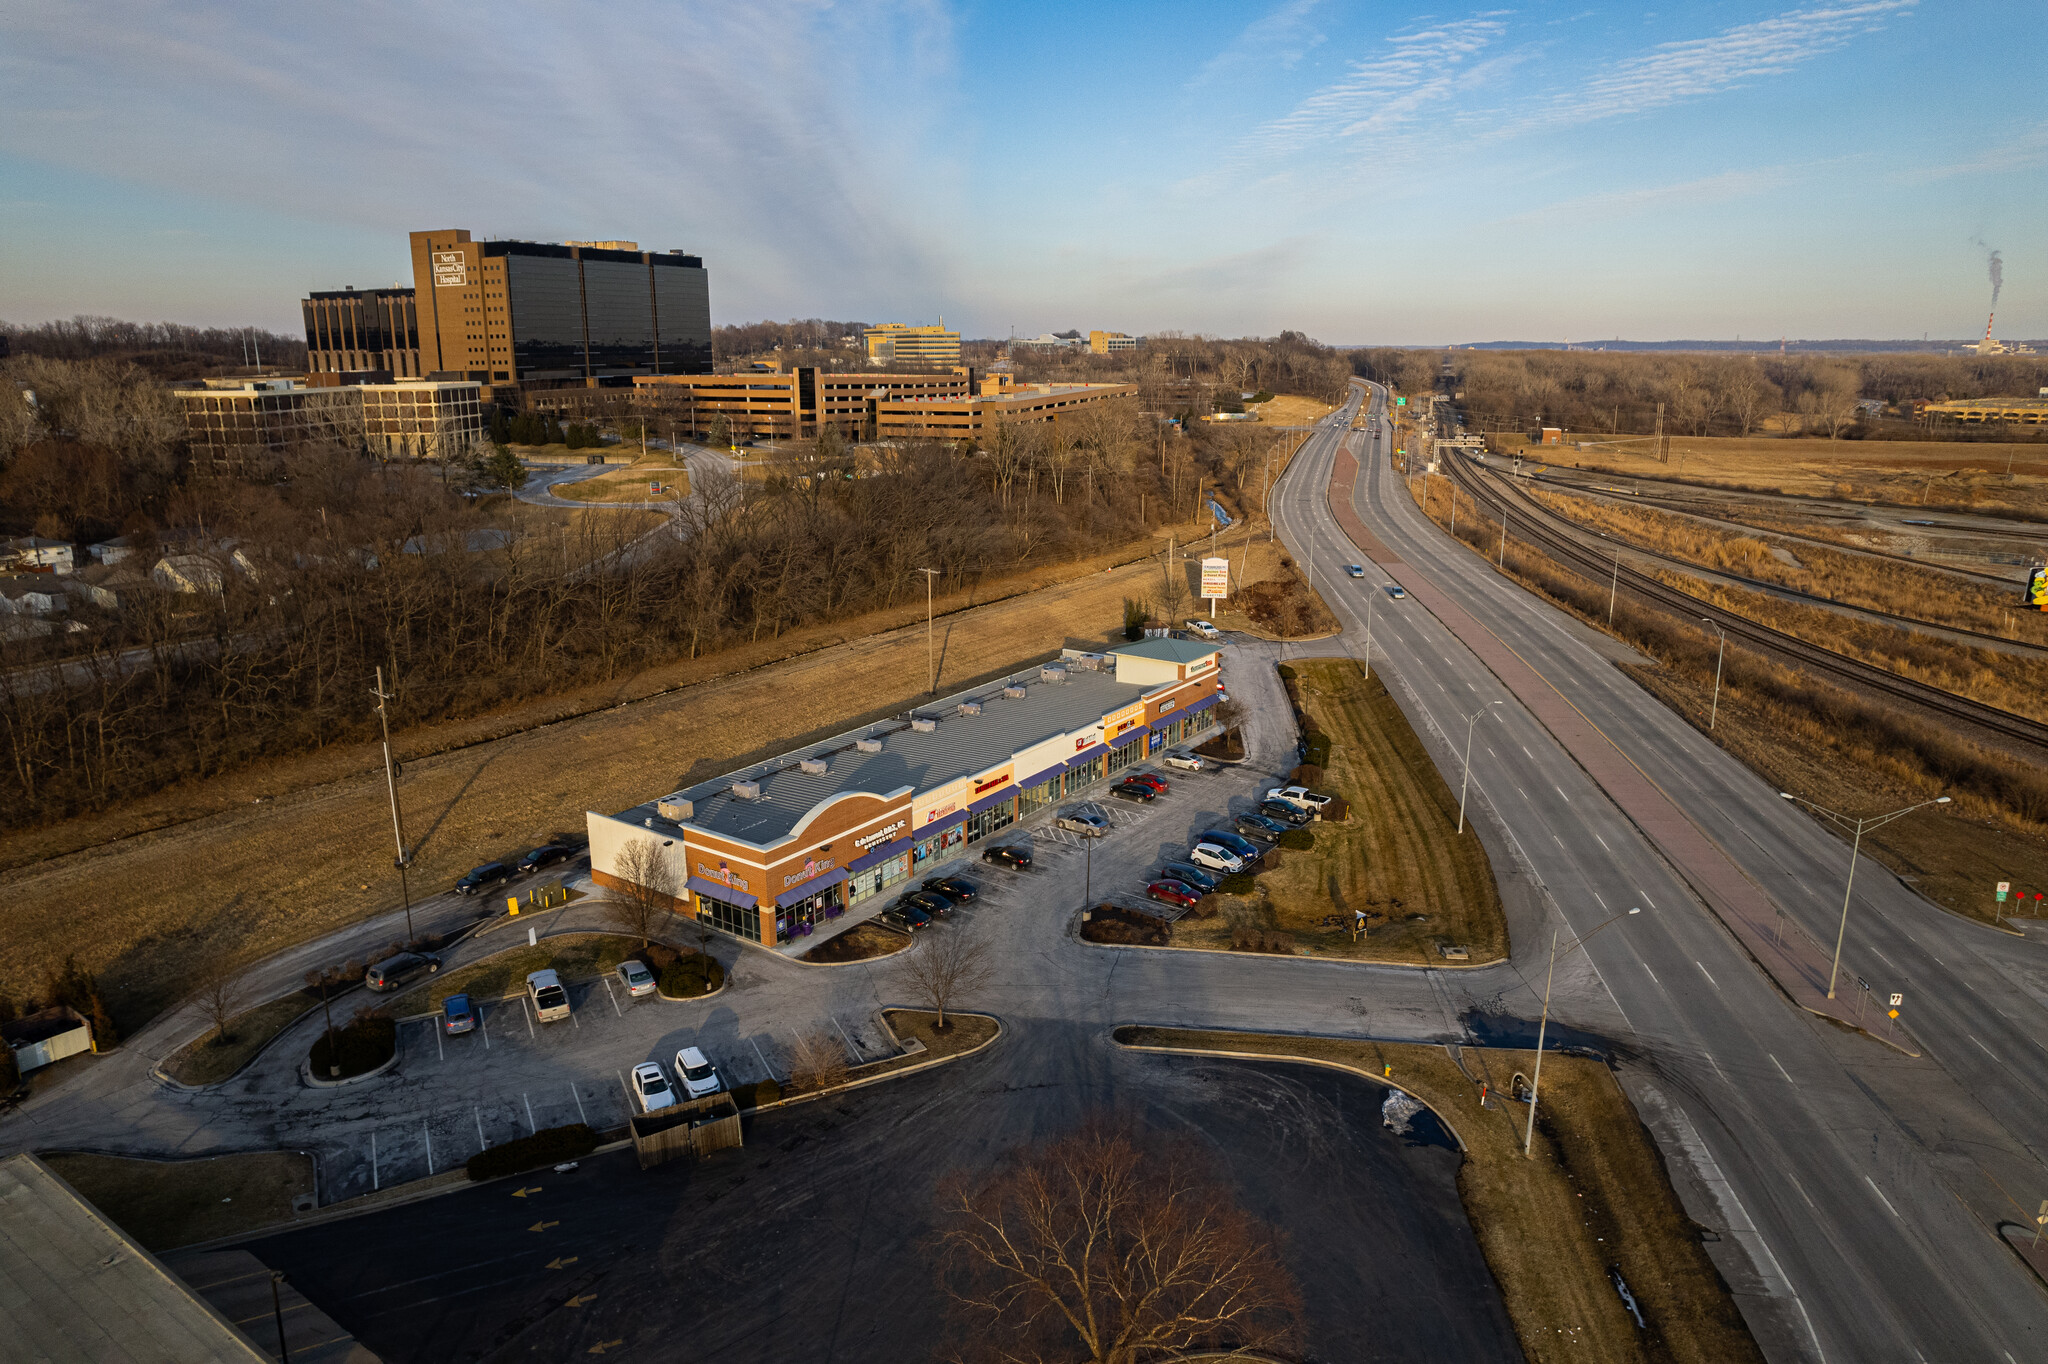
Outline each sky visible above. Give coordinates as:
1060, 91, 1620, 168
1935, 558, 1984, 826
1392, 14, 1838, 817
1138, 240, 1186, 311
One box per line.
0, 0, 2040, 344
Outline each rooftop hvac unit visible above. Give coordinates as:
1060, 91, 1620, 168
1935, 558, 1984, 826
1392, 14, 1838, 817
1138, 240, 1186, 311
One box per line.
910, 716, 937, 733
957, 700, 982, 716
1069, 654, 1105, 671
799, 757, 828, 775
1040, 665, 1068, 684
1003, 684, 1027, 699
657, 796, 694, 821
856, 736, 884, 753
730, 779, 761, 800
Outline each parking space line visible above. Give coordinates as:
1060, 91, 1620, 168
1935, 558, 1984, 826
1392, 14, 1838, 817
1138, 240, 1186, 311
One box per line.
435, 1022, 444, 1063
474, 1106, 486, 1152
524, 1092, 536, 1134
478, 1003, 491, 1049
423, 1122, 434, 1175
832, 1014, 858, 1060
370, 1132, 379, 1192
523, 999, 535, 1039
571, 1084, 587, 1125
603, 978, 621, 1016
749, 1036, 775, 1081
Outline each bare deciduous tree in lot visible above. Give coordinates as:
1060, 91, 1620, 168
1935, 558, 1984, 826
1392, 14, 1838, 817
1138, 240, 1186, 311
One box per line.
194, 964, 247, 1046
783, 1025, 850, 1094
605, 837, 680, 949
939, 1123, 1301, 1364
896, 927, 994, 1031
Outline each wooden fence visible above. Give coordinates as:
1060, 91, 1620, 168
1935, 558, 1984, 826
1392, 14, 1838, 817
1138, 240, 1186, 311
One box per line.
630, 1092, 742, 1170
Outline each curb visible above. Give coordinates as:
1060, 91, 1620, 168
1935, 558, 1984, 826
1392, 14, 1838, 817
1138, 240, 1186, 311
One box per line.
300, 1047, 399, 1088
742, 1009, 1004, 1116
1070, 904, 1508, 971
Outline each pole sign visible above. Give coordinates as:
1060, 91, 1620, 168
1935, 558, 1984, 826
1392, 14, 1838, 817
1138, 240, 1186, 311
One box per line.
1200, 557, 1230, 600
1997, 881, 2010, 902
1889, 993, 1903, 1007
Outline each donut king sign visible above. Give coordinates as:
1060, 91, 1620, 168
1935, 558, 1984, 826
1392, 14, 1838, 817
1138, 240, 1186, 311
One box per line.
854, 820, 907, 851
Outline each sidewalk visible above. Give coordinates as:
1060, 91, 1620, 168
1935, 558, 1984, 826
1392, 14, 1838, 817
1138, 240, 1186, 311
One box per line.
1325, 439, 1916, 1052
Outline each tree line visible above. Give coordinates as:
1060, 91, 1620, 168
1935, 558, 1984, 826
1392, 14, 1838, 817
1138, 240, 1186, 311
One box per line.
3, 314, 308, 373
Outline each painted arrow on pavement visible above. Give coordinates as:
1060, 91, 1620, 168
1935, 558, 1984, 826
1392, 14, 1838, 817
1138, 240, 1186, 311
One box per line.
512, 1186, 542, 1198
566, 1293, 597, 1308
528, 1220, 559, 1232
546, 1257, 579, 1270
588, 1340, 625, 1354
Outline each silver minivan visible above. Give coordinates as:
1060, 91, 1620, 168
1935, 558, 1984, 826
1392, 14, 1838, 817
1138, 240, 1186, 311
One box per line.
365, 952, 440, 992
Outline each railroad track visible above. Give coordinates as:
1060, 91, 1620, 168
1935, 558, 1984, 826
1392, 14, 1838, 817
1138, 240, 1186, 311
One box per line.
1437, 453, 2048, 758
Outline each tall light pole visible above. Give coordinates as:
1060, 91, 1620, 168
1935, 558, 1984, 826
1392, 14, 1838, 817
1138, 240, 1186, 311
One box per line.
1608, 543, 1620, 625
371, 666, 415, 941
917, 568, 940, 695
1457, 702, 1502, 833
1362, 585, 1377, 683
1525, 907, 1641, 1157
1700, 617, 1727, 730
1780, 791, 1951, 998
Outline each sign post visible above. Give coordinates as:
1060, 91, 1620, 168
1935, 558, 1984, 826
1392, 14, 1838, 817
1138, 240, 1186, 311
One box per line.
1200, 557, 1230, 619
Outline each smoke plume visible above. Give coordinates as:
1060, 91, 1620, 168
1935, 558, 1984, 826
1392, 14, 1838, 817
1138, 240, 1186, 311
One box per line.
1988, 248, 2003, 307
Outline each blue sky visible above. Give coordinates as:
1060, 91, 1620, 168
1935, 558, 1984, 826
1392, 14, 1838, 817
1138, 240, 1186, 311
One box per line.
1, 0, 2039, 343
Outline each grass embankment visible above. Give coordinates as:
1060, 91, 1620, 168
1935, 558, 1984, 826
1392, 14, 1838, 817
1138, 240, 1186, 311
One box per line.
1171, 657, 1505, 962
1247, 394, 1333, 426
1531, 487, 2048, 649
803, 922, 911, 963
1117, 1028, 1762, 1364
875, 1009, 998, 1073
6, 523, 1280, 1037
39, 1150, 315, 1253
1407, 477, 2048, 924
552, 453, 691, 504
163, 993, 320, 1086
1491, 431, 2048, 520
384, 933, 666, 1014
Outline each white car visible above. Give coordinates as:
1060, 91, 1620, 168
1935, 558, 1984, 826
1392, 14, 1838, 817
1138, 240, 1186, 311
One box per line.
1056, 806, 1110, 837
615, 959, 657, 998
1265, 786, 1332, 812
1345, 564, 1365, 578
1188, 842, 1245, 874
1386, 584, 1407, 599
1163, 751, 1205, 772
632, 1061, 676, 1114
674, 1046, 722, 1100
1183, 619, 1222, 641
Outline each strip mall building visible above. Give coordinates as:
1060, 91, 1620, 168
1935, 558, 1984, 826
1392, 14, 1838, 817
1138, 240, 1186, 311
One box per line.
587, 638, 1225, 948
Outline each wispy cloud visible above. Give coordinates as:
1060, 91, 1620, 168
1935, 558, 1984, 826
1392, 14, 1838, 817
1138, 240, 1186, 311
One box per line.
1492, 164, 1806, 227
1192, 0, 1329, 88
1894, 122, 2048, 183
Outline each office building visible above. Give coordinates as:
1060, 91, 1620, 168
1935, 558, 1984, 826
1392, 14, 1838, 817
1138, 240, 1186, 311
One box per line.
176, 378, 485, 466
1089, 330, 1140, 354
864, 322, 961, 368
408, 229, 711, 384
631, 366, 975, 440
303, 287, 421, 377
874, 374, 1138, 441
588, 638, 1224, 949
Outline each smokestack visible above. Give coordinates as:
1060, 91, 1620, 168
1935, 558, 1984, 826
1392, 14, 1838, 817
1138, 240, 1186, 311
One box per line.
1985, 313, 1996, 345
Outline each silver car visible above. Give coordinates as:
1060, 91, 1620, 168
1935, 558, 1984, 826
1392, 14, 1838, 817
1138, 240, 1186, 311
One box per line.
615, 959, 657, 998
1056, 806, 1110, 837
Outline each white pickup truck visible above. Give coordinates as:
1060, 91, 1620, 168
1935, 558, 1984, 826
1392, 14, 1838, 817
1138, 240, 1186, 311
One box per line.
526, 969, 571, 1023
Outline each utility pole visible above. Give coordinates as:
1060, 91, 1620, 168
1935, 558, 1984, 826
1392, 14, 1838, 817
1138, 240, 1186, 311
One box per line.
270, 1271, 291, 1362
1779, 792, 1950, 998
1525, 909, 1640, 1157
1701, 618, 1727, 729
1498, 507, 1509, 569
1609, 546, 1621, 625
371, 666, 415, 941
1363, 587, 1376, 682
1457, 703, 1501, 833
917, 568, 941, 695
1654, 402, 1666, 464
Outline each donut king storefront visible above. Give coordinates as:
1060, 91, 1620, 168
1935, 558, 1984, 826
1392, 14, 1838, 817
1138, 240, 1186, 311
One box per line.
587, 636, 1225, 949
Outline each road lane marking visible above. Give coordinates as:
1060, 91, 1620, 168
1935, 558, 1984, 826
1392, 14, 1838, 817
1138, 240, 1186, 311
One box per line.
749, 1037, 774, 1080
1595, 834, 1610, 852
1871, 947, 1897, 969
1645, 965, 1659, 984
571, 1083, 587, 1125
477, 1003, 491, 1049
1970, 1034, 1997, 1060
475, 1106, 487, 1152
435, 1021, 444, 1063
1768, 1053, 1793, 1084
423, 1122, 433, 1175
523, 999, 535, 1039
1638, 893, 1657, 909
1553, 785, 1569, 802
524, 1092, 536, 1133
1696, 961, 1718, 988
1521, 746, 1533, 759
370, 1131, 378, 1192
1866, 1177, 1901, 1220
1785, 1170, 1814, 1209
1593, 892, 1607, 908
603, 978, 621, 1016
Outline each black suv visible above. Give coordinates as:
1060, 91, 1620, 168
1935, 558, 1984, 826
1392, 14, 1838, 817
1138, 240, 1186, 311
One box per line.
1108, 781, 1156, 803
982, 844, 1033, 870
1257, 800, 1313, 826
516, 844, 572, 875
1234, 813, 1288, 842
900, 889, 954, 919
454, 862, 511, 894
923, 876, 979, 903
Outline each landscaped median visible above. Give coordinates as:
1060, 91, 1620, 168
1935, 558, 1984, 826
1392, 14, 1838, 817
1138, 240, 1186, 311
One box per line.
382, 932, 722, 1019
1116, 1027, 1762, 1364
1170, 657, 1506, 964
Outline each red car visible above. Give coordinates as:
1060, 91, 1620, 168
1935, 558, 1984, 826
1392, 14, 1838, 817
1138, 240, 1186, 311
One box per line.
1126, 772, 1170, 795
1146, 880, 1202, 909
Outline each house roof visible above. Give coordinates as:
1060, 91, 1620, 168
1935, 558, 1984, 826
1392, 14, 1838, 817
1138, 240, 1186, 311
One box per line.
1106, 637, 1222, 666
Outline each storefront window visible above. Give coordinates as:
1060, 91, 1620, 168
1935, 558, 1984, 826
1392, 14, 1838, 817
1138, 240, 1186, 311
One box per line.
913, 825, 965, 869
1018, 777, 1058, 815
698, 893, 759, 941
849, 864, 885, 904
966, 802, 1015, 842
880, 853, 911, 889
774, 883, 845, 943
1107, 739, 1140, 775
1062, 756, 1104, 797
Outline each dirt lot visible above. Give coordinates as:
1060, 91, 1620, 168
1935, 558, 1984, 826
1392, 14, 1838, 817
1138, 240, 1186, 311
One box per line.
1248, 394, 1334, 426
4, 531, 1219, 1034
1119, 1027, 1762, 1364
1171, 657, 1506, 963
39, 1150, 316, 1253
1493, 432, 2048, 519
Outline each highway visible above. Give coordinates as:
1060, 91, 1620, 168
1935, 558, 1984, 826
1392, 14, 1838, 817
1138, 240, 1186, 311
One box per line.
1271, 381, 2048, 1361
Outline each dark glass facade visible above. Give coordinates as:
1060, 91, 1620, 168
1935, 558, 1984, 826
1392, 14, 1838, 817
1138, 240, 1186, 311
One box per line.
486, 241, 710, 380
303, 289, 420, 376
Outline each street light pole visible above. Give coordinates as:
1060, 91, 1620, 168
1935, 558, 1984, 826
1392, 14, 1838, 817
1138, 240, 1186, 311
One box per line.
371, 666, 415, 941
1362, 586, 1376, 683
1524, 908, 1641, 1157
1701, 618, 1727, 730
1780, 792, 1951, 998
1608, 545, 1620, 625
1457, 702, 1502, 833
917, 568, 940, 695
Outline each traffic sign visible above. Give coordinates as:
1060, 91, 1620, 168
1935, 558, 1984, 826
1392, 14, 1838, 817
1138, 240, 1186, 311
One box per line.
1997, 881, 2010, 902
1889, 993, 1903, 1007
1888, 1009, 1899, 1019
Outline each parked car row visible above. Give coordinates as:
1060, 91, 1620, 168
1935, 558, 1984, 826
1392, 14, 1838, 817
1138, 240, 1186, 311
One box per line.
453, 842, 582, 896
632, 1046, 724, 1114
881, 874, 984, 931
1147, 826, 1268, 908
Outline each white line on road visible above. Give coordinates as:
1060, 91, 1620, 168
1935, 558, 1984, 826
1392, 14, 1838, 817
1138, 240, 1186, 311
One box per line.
750, 1036, 775, 1081
1696, 961, 1718, 987
1785, 1169, 1814, 1209
1553, 785, 1569, 802
571, 1083, 587, 1125
524, 1092, 536, 1134
435, 1022, 444, 1063
1595, 834, 1610, 852
1593, 892, 1607, 908
832, 1014, 859, 1060
424, 1122, 433, 1175
603, 978, 621, 1016
1867, 1176, 1901, 1220
370, 1131, 379, 1192
1645, 965, 1659, 985
522, 999, 535, 1039
1872, 947, 1897, 968
1521, 746, 1532, 759
479, 1003, 491, 1049
1638, 893, 1657, 909
1769, 1053, 1793, 1085
1970, 1034, 1998, 1060
474, 1106, 486, 1152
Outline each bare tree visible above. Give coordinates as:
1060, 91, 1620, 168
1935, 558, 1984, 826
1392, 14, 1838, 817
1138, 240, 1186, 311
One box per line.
895, 928, 994, 1030
939, 1124, 1300, 1364
604, 836, 681, 948
1159, 547, 1189, 619
194, 964, 248, 1046
783, 1025, 851, 1094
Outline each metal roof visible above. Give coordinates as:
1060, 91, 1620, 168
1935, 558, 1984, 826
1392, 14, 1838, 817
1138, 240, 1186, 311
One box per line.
620, 665, 1153, 847
1107, 637, 1222, 665
0, 1153, 270, 1363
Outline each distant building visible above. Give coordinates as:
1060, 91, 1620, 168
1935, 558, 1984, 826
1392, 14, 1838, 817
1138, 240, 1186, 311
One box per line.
1922, 397, 2048, 426
1, 536, 75, 575
876, 376, 1138, 442
0, 573, 68, 617
407, 229, 711, 384
175, 378, 485, 466
632, 367, 976, 441
1013, 332, 1084, 352
1089, 330, 1140, 355
864, 323, 961, 367
302, 286, 421, 378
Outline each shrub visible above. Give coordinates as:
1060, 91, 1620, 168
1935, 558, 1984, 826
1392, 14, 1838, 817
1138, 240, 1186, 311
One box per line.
1304, 734, 1332, 767
1277, 664, 1297, 681
308, 1011, 395, 1079
728, 1078, 783, 1110
1277, 828, 1315, 851
1321, 794, 1352, 823
658, 952, 724, 998
1289, 764, 1324, 786
465, 1123, 600, 1182
1190, 895, 1220, 919
0, 1043, 19, 1093
642, 944, 679, 970
1214, 873, 1256, 896
1255, 848, 1283, 872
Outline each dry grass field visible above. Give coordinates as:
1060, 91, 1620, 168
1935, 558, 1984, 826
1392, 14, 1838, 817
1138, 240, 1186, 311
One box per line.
3, 529, 1271, 1033
1170, 657, 1505, 963
1529, 487, 2048, 649
1492, 432, 2048, 519
551, 461, 690, 503
38, 1150, 316, 1253
1248, 394, 1334, 426
1118, 1028, 1763, 1364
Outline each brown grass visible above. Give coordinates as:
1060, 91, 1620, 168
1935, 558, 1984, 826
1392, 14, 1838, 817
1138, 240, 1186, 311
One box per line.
874, 1008, 999, 1070
1170, 657, 1505, 963
161, 991, 318, 1086
1248, 394, 1333, 426
5, 527, 1285, 1035
550, 463, 690, 503
383, 932, 651, 1015
1408, 478, 2048, 924
38, 1150, 315, 1253
803, 921, 912, 963
1530, 487, 2048, 649
1117, 1028, 1763, 1364
1491, 432, 2048, 519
